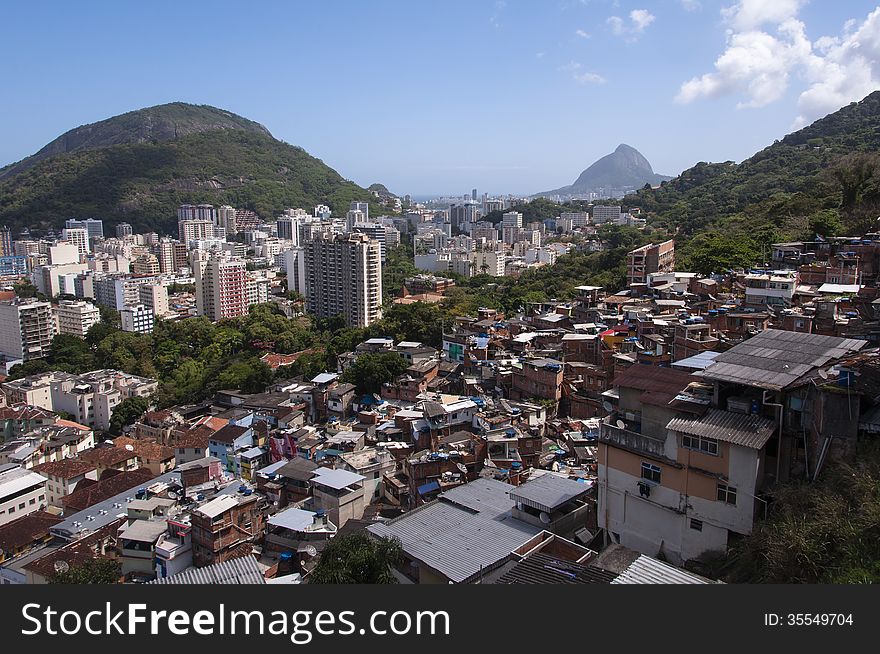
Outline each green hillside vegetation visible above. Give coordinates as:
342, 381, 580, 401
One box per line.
0, 103, 384, 235
0, 130, 377, 235
625, 91, 880, 273
702, 442, 880, 584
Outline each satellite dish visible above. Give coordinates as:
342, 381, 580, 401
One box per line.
818, 368, 828, 380
54, 560, 69, 574
602, 400, 613, 412
456, 463, 468, 474
539, 512, 552, 525
304, 545, 317, 558
616, 420, 626, 430
125, 444, 135, 451
167, 491, 178, 500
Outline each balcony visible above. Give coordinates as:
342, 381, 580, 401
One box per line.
600, 414, 668, 459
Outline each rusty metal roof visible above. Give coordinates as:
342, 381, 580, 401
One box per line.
666, 409, 775, 450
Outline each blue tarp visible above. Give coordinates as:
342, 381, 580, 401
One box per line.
418, 481, 441, 495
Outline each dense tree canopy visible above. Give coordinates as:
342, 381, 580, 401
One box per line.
48, 558, 121, 584
708, 443, 880, 584
109, 396, 150, 435
340, 353, 409, 396
309, 534, 403, 584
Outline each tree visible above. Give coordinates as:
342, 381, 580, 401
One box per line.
339, 352, 409, 395
682, 232, 759, 275
49, 558, 121, 584
808, 209, 843, 238
109, 396, 150, 435
830, 152, 880, 211
309, 534, 403, 584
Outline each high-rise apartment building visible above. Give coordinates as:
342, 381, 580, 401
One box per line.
65, 218, 104, 241
115, 223, 133, 238
157, 239, 189, 274
139, 283, 169, 318
120, 304, 155, 334
0, 299, 55, 361
304, 233, 382, 328
353, 223, 388, 262
178, 204, 217, 223
217, 205, 237, 235
195, 258, 248, 322
178, 219, 215, 244
592, 206, 622, 224
283, 248, 306, 297
502, 211, 523, 246
0, 226, 13, 257
56, 300, 101, 338
131, 253, 161, 275
349, 202, 369, 222
62, 227, 90, 256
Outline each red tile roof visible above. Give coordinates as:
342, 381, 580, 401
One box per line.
32, 459, 97, 479
0, 511, 63, 552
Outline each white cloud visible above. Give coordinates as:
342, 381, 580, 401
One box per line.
575, 29, 591, 39
676, 3, 880, 127
680, 0, 702, 11
558, 61, 606, 84
721, 0, 806, 31
607, 16, 625, 36
607, 9, 655, 41
630, 9, 656, 33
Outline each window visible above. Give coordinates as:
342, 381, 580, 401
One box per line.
682, 434, 719, 456
717, 484, 737, 505
641, 462, 661, 484
690, 518, 703, 531
29, 498, 36, 505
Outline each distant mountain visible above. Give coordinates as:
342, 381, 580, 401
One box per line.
0, 102, 374, 235
537, 144, 672, 197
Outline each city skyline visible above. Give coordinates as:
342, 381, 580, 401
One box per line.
3, 1, 880, 196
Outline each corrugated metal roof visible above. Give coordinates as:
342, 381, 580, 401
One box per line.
367, 478, 541, 583
311, 468, 365, 490
671, 351, 721, 371
666, 409, 775, 450
496, 553, 617, 585
611, 555, 712, 584
150, 555, 265, 584
699, 329, 866, 391
194, 495, 239, 519
509, 473, 590, 513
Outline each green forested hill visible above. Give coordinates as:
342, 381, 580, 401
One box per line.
624, 90, 880, 271
0, 103, 375, 235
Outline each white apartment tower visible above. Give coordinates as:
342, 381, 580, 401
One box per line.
120, 304, 155, 334
0, 299, 56, 361
62, 227, 90, 256
195, 257, 248, 322
304, 233, 382, 328
178, 219, 215, 245
56, 300, 101, 338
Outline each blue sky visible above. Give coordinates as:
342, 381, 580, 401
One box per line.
2, 0, 880, 196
